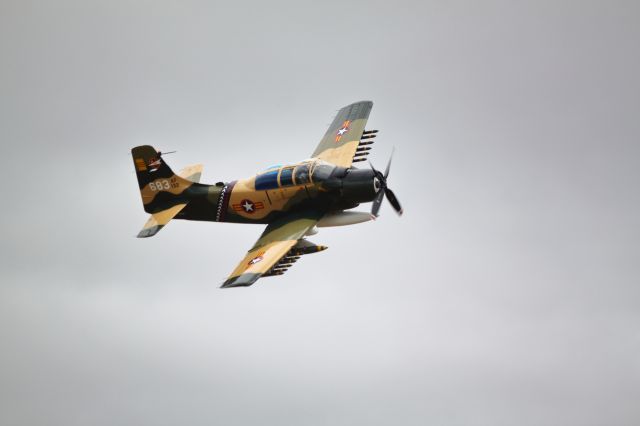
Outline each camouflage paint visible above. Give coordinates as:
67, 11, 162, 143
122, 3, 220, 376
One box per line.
131, 101, 382, 287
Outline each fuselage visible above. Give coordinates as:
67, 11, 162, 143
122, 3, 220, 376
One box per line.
175, 159, 380, 224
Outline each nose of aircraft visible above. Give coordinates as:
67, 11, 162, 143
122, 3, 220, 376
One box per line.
341, 168, 379, 204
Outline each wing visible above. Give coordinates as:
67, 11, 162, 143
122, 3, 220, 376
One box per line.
221, 211, 323, 288
311, 101, 373, 167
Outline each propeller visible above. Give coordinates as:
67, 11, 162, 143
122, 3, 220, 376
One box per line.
369, 148, 403, 217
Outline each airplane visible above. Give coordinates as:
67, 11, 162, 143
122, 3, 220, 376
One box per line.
131, 101, 402, 288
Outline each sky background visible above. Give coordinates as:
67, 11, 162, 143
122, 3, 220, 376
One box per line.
1, 1, 639, 425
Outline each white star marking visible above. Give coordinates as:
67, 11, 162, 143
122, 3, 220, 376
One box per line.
337, 127, 348, 135
242, 201, 254, 212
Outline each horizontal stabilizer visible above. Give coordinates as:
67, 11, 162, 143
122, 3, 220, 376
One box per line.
178, 164, 203, 183
137, 203, 187, 238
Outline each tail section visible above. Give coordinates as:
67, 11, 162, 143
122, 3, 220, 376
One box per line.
131, 145, 196, 214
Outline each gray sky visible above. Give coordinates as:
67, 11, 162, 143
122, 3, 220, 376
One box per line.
1, 1, 639, 425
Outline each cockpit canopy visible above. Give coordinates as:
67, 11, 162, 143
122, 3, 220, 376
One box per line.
255, 160, 336, 190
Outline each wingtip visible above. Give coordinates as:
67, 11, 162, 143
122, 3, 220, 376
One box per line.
348, 100, 373, 107
220, 273, 261, 289
136, 225, 161, 238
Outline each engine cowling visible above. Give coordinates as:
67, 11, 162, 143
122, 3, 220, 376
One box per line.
340, 168, 380, 204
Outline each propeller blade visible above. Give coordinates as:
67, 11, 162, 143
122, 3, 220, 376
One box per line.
371, 189, 385, 217
384, 147, 394, 179
370, 152, 403, 217
385, 187, 403, 216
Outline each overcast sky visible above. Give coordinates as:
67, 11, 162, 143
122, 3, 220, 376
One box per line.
1, 1, 639, 425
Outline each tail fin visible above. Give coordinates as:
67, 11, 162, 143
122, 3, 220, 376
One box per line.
131, 145, 195, 213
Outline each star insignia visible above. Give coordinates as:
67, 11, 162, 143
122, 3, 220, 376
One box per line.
335, 120, 351, 142
242, 200, 254, 212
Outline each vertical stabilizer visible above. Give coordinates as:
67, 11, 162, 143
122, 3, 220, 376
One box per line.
131, 145, 195, 213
